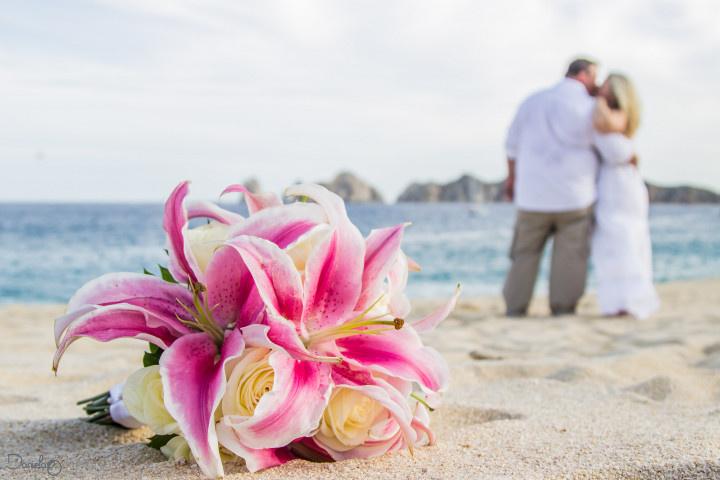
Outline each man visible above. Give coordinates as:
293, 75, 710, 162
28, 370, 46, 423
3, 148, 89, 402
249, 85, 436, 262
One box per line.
503, 58, 598, 316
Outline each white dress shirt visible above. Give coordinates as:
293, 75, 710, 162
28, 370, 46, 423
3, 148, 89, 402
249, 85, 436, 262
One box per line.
505, 78, 597, 212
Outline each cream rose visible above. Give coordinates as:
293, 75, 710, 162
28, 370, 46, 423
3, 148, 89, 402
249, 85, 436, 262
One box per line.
186, 221, 230, 273
122, 365, 178, 435
222, 348, 274, 417
285, 225, 331, 272
160, 435, 193, 464
314, 387, 386, 452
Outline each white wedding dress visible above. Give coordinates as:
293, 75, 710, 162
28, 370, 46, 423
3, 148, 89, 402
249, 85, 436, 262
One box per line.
592, 133, 660, 319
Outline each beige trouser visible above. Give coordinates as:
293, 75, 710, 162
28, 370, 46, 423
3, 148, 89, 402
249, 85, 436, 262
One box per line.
503, 207, 593, 316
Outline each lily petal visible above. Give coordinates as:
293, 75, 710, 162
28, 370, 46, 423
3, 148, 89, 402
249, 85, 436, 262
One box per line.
241, 322, 339, 364
186, 200, 244, 224
213, 432, 295, 473
56, 272, 194, 345
356, 224, 407, 311
336, 326, 449, 393
285, 184, 365, 332
221, 184, 283, 215
160, 329, 245, 479
228, 202, 326, 249
301, 227, 364, 332
221, 236, 304, 322
285, 183, 350, 225
205, 246, 264, 330
411, 284, 461, 333
53, 303, 180, 371
187, 200, 245, 225
163, 181, 201, 284
411, 402, 435, 446
218, 350, 332, 449
387, 252, 412, 318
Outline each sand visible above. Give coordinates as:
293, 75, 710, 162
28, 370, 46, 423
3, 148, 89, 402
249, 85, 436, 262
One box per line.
1, 279, 720, 479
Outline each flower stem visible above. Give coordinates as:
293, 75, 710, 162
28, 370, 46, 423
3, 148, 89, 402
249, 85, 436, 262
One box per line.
76, 391, 109, 405
77, 390, 120, 425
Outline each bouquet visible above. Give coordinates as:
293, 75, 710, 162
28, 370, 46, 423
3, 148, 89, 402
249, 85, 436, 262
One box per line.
53, 181, 460, 478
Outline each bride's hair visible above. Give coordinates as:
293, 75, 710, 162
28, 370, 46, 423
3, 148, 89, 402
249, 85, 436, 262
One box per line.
607, 73, 641, 138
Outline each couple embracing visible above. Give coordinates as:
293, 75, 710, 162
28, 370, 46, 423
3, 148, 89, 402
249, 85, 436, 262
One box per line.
503, 57, 659, 319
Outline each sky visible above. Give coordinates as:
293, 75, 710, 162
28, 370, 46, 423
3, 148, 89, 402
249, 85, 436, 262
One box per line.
1, 0, 719, 202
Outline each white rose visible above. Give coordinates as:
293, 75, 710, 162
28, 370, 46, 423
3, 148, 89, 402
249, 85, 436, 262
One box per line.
186, 222, 230, 273
285, 225, 331, 272
122, 365, 178, 435
160, 435, 193, 464
222, 348, 273, 417
315, 387, 385, 452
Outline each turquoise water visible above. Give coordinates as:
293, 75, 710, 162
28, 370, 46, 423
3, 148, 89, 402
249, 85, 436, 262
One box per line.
1, 203, 719, 303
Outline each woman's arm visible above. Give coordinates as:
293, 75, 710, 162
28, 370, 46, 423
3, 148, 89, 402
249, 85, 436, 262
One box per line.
593, 97, 628, 134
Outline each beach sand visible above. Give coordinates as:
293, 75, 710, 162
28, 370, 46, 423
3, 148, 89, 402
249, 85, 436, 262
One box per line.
1, 279, 719, 479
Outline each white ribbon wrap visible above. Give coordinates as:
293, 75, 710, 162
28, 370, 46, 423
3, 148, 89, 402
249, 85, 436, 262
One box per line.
107, 382, 144, 429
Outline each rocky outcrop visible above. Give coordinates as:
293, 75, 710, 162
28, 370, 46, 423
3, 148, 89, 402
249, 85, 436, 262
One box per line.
397, 174, 505, 203
646, 183, 720, 204
397, 174, 720, 204
319, 171, 384, 203
397, 182, 443, 203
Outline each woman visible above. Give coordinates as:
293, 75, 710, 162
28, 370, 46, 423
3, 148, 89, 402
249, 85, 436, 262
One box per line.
591, 73, 660, 319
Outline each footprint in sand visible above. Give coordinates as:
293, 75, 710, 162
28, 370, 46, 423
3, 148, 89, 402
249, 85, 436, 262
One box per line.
624, 376, 674, 401
434, 405, 524, 432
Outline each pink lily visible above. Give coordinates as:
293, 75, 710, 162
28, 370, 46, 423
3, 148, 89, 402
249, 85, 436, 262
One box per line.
215, 184, 459, 393
54, 181, 325, 369
192, 184, 457, 471
164, 181, 321, 285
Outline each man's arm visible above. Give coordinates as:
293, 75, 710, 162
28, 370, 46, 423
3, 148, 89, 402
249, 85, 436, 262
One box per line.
504, 102, 524, 202
504, 158, 516, 201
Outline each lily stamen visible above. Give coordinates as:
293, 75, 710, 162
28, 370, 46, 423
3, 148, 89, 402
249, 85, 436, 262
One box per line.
175, 287, 224, 344
305, 295, 404, 347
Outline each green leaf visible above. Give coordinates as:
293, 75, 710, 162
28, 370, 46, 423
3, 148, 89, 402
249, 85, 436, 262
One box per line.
143, 268, 155, 276
147, 434, 177, 450
158, 265, 178, 284
142, 343, 164, 367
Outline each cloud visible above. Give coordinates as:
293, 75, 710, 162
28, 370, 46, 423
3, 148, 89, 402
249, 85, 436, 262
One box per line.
0, 0, 718, 201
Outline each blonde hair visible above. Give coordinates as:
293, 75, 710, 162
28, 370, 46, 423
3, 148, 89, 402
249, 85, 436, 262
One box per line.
607, 73, 641, 137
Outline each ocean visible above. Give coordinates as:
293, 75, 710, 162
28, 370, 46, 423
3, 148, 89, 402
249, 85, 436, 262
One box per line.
1, 203, 719, 303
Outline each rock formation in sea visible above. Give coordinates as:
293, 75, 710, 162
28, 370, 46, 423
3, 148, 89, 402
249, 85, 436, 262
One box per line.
242, 177, 261, 194
397, 174, 720, 204
397, 174, 505, 203
319, 171, 384, 203
646, 182, 720, 203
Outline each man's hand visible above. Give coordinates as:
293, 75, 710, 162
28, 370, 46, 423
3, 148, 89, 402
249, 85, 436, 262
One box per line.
630, 155, 638, 167
504, 176, 515, 201
504, 158, 516, 201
